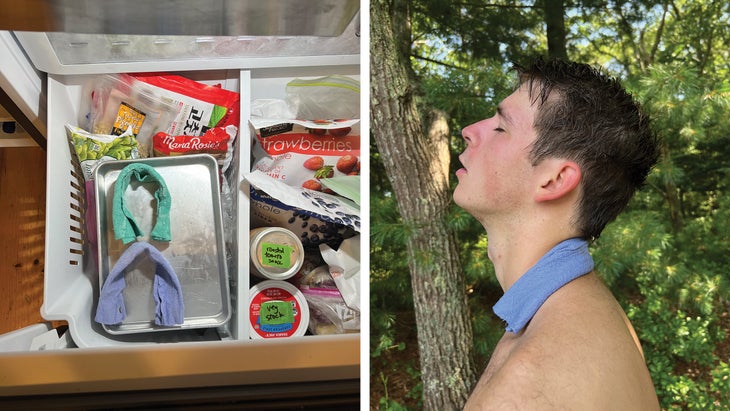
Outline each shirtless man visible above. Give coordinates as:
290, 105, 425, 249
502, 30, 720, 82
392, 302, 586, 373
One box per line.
454, 58, 660, 410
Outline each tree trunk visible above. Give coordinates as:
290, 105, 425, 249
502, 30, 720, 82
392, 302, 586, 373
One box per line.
370, 0, 477, 409
661, 143, 684, 232
544, 0, 568, 60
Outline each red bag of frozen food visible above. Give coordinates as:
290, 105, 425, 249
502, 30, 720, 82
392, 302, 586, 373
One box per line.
131, 73, 240, 136
250, 118, 361, 191
152, 124, 237, 173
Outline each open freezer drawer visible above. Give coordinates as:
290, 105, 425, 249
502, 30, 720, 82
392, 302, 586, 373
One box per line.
1, 62, 361, 396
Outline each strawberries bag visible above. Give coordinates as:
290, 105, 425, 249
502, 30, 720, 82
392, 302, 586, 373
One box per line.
250, 119, 361, 191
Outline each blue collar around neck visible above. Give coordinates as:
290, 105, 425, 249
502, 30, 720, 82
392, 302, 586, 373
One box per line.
492, 237, 594, 334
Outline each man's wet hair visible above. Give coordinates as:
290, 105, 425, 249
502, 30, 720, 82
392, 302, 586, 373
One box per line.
514, 57, 660, 240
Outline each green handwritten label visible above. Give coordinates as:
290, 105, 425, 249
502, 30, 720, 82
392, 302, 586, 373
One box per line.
260, 301, 294, 325
261, 242, 293, 268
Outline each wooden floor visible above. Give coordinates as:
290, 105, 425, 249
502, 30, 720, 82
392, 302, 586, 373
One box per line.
0, 146, 49, 335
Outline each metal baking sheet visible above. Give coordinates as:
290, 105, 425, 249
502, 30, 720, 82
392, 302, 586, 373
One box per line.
94, 154, 230, 334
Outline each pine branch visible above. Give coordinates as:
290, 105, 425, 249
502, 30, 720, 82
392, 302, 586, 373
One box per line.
412, 54, 467, 70
457, 1, 538, 10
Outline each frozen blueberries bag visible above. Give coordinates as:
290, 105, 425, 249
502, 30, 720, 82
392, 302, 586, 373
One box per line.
244, 170, 359, 251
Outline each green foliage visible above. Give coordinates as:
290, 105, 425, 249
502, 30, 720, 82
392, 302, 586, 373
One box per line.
370, 139, 422, 408
376, 371, 419, 411
410, 0, 544, 63
378, 397, 410, 411
468, 292, 505, 363
636, 64, 730, 208
590, 61, 730, 409
593, 205, 730, 409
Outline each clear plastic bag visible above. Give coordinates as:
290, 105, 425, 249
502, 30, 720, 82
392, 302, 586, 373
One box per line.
131, 73, 240, 137
80, 73, 177, 158
300, 283, 360, 335
285, 75, 360, 121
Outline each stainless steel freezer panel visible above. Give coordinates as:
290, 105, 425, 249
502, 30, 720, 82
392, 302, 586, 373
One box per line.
12, 29, 360, 75
1, 0, 360, 75
0, 0, 360, 37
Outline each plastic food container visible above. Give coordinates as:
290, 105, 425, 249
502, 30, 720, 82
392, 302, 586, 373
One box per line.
249, 227, 304, 280
248, 280, 309, 339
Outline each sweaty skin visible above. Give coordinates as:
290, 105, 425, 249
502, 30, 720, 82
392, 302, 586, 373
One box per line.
464, 272, 659, 410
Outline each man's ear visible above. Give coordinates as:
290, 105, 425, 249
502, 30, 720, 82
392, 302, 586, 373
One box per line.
534, 160, 581, 202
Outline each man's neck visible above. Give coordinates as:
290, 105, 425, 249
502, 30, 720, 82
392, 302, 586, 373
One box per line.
484, 221, 579, 292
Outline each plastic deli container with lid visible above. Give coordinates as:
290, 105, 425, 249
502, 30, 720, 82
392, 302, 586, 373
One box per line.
249, 280, 309, 339
249, 227, 305, 280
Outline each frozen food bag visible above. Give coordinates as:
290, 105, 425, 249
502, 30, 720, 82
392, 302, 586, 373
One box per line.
300, 285, 360, 335
250, 117, 360, 190
320, 235, 360, 312
152, 124, 238, 174
244, 170, 359, 251
66, 124, 140, 181
65, 124, 142, 268
80, 74, 177, 158
131, 73, 240, 136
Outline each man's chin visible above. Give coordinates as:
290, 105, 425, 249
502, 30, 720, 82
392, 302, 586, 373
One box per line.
452, 186, 466, 207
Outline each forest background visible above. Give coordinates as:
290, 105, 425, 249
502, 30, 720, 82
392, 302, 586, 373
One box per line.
369, 0, 730, 409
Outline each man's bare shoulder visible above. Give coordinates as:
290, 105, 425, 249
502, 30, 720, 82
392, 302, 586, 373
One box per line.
465, 273, 660, 410
465, 340, 563, 410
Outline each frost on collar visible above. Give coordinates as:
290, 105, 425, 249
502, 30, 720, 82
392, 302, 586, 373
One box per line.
492, 238, 594, 334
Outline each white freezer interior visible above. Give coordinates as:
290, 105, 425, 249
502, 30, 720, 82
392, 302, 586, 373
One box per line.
1, 61, 361, 394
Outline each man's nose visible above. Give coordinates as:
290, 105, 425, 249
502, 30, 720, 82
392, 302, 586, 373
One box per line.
461, 123, 476, 142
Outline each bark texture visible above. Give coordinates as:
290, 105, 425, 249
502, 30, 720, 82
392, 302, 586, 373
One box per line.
370, 0, 477, 408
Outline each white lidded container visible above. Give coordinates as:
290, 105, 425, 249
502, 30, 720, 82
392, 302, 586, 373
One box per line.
248, 280, 309, 339
249, 227, 305, 280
